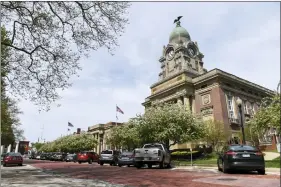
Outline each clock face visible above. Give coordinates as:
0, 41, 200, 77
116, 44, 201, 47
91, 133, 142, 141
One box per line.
188, 47, 196, 57
166, 48, 175, 61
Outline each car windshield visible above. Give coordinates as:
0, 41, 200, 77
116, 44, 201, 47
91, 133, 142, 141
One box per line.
101, 150, 113, 154
230, 145, 258, 151
8, 152, 22, 156
143, 144, 163, 150
121, 152, 133, 156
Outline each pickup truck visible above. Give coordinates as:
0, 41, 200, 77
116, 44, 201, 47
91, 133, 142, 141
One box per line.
133, 143, 171, 169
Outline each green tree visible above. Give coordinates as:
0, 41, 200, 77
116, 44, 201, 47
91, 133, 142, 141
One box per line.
1, 27, 24, 145
106, 120, 141, 150
248, 95, 280, 135
1, 2, 130, 110
201, 120, 230, 152
39, 133, 98, 153
31, 142, 45, 151
137, 103, 204, 149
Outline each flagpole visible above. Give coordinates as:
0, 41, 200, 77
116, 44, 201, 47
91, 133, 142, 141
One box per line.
116, 104, 118, 126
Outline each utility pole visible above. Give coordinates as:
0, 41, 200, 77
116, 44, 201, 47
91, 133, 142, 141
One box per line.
40, 124, 44, 143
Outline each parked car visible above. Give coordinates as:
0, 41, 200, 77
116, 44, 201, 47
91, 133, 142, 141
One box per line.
49, 152, 58, 161
29, 152, 36, 159
118, 151, 134, 167
217, 144, 265, 174
99, 150, 120, 166
54, 152, 67, 161
77, 151, 99, 164
36, 154, 41, 160
65, 153, 76, 162
133, 143, 171, 169
40, 153, 48, 160
2, 152, 23, 167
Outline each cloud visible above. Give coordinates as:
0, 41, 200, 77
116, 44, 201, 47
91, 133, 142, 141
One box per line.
17, 2, 280, 143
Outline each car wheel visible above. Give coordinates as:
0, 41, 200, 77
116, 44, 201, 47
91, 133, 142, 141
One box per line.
222, 161, 228, 174
217, 159, 222, 172
257, 169, 266, 175
18, 163, 23, 166
159, 159, 164, 169
100, 162, 104, 166
110, 163, 113, 166
127, 165, 130, 167
135, 163, 141, 169
3, 163, 6, 167
148, 164, 152, 169
78, 161, 81, 164
88, 160, 93, 164
118, 164, 122, 167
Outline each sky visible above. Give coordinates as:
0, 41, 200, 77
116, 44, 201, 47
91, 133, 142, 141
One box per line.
17, 2, 280, 143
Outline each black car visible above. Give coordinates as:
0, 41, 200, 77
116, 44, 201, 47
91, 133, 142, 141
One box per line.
118, 151, 134, 167
217, 144, 265, 174
40, 153, 48, 160
65, 153, 76, 162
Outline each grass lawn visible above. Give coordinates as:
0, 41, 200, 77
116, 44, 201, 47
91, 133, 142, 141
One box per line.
172, 155, 280, 168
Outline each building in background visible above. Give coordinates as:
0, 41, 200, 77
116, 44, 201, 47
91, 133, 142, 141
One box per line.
87, 122, 123, 154
18, 141, 29, 155
142, 18, 275, 150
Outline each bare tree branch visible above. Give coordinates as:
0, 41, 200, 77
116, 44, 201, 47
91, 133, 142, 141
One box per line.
1, 1, 130, 110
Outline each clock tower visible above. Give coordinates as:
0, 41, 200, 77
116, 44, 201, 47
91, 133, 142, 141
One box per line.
158, 17, 206, 80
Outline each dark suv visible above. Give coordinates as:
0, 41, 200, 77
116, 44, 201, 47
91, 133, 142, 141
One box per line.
77, 151, 99, 164
99, 150, 120, 166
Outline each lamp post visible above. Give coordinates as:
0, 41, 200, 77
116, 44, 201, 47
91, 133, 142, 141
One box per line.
236, 97, 246, 145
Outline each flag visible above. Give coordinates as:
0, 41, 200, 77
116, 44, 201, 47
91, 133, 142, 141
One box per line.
68, 122, 74, 127
116, 106, 124, 114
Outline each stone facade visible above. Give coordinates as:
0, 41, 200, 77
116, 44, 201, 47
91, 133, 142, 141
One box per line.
142, 18, 275, 150
87, 122, 123, 154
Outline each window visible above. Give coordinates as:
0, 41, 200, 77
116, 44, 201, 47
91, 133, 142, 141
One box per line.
201, 84, 207, 89
226, 94, 234, 118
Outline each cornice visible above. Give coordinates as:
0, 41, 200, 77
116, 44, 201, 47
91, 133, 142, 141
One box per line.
193, 68, 274, 95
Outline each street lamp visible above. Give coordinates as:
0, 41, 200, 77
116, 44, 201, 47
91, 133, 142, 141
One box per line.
236, 97, 246, 145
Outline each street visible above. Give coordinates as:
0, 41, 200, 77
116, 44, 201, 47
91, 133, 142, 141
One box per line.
1, 159, 280, 187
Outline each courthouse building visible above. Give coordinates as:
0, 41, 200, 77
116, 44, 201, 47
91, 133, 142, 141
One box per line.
87, 122, 123, 154
142, 18, 275, 150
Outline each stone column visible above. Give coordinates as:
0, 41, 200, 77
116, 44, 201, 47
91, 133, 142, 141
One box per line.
1, 145, 4, 154
191, 95, 196, 114
184, 95, 190, 111
15, 142, 19, 153
177, 97, 183, 105
7, 144, 11, 152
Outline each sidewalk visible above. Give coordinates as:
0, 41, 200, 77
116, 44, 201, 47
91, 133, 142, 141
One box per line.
174, 166, 280, 174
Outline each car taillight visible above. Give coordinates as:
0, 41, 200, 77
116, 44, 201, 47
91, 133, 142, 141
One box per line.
5, 156, 11, 160
225, 151, 237, 155
255, 152, 264, 156
158, 150, 161, 156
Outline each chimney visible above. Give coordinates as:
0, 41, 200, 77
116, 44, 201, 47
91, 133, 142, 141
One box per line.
77, 128, 81, 134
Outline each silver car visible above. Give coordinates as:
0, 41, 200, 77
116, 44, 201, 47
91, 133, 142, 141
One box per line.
99, 150, 120, 166
118, 151, 134, 167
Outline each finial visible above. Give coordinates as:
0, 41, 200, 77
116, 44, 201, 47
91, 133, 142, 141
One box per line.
173, 16, 183, 27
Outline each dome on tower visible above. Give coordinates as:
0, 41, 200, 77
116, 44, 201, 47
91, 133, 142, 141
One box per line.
169, 22, 190, 43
